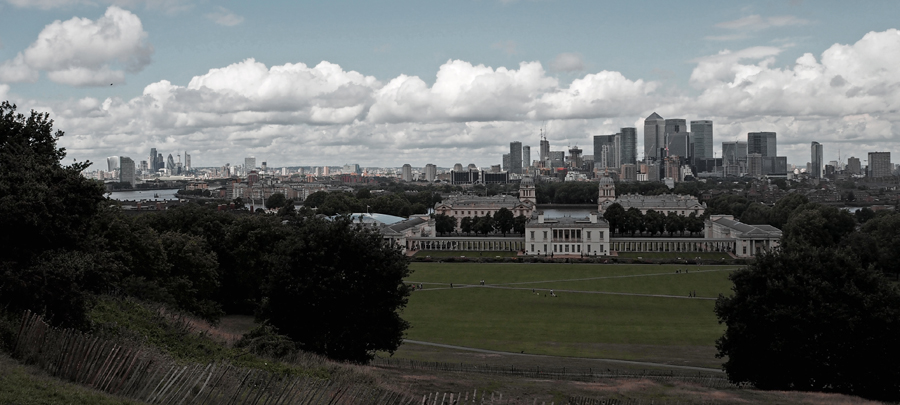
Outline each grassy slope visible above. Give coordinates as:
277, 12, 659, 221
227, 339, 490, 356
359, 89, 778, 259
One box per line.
401, 263, 735, 367
0, 353, 142, 405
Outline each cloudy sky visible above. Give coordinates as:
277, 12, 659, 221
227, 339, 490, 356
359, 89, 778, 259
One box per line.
1, 1, 899, 169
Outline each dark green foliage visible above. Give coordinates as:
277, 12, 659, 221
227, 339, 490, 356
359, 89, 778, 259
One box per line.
264, 193, 287, 209
513, 214, 528, 235
738, 203, 770, 225
603, 203, 625, 234
715, 246, 900, 401
854, 207, 875, 224
257, 216, 411, 363
234, 324, 298, 359
769, 193, 808, 229
434, 213, 456, 235
0, 102, 107, 327
460, 216, 474, 236
494, 207, 514, 236
781, 204, 855, 249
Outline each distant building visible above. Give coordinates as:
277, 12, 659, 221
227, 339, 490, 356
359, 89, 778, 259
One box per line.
690, 120, 713, 164
167, 154, 176, 172
433, 178, 536, 229
593, 134, 618, 170
747, 153, 763, 178
549, 151, 565, 168
522, 145, 531, 172
620, 127, 637, 165
868, 152, 892, 178
644, 112, 666, 162
119, 157, 135, 186
810, 142, 823, 179
502, 154, 510, 171
525, 211, 610, 256
184, 152, 191, 171
107, 156, 120, 172
705, 215, 781, 257
847, 156, 861, 175
401, 164, 412, 181
598, 181, 706, 215
510, 141, 523, 174
568, 146, 583, 169
424, 163, 437, 182
539, 138, 550, 166
244, 157, 256, 174
747, 132, 776, 157
149, 148, 157, 171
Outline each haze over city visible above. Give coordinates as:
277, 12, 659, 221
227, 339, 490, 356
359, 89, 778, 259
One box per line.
1, 0, 899, 168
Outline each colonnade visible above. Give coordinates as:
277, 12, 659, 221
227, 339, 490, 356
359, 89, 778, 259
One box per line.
410, 237, 525, 252
610, 238, 735, 254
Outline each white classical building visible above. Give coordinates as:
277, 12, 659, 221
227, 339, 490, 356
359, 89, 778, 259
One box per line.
524, 211, 610, 256
434, 175, 537, 230
596, 176, 706, 216
704, 215, 781, 257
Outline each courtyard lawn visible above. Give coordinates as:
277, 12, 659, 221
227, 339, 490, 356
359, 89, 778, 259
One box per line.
414, 250, 519, 258
615, 252, 734, 260
401, 262, 736, 366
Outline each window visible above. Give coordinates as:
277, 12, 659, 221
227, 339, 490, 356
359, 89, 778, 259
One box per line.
530, 231, 535, 239
543, 231, 548, 240
587, 245, 591, 252
543, 244, 547, 252
586, 231, 591, 240
599, 231, 604, 239
554, 245, 557, 252
565, 245, 569, 252
577, 245, 581, 252
576, 230, 582, 239
743, 246, 747, 254
531, 244, 534, 252
553, 230, 558, 239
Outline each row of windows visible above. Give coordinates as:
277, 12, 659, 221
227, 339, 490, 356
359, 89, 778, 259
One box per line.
529, 230, 604, 241
530, 244, 606, 253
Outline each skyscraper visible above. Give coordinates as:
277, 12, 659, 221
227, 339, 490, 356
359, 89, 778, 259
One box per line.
867, 152, 891, 178
539, 138, 550, 166
664, 119, 686, 137
184, 151, 191, 171
244, 157, 256, 174
425, 163, 437, 182
568, 146, 583, 168
747, 132, 777, 157
593, 134, 618, 169
643, 113, 665, 162
107, 156, 120, 172
847, 157, 861, 175
401, 164, 412, 181
522, 145, 531, 170
666, 133, 691, 161
149, 148, 157, 171
119, 156, 135, 186
510, 141, 523, 174
810, 142, 823, 179
620, 127, 637, 165
722, 141, 748, 176
166, 154, 175, 172
690, 120, 713, 162
502, 154, 510, 171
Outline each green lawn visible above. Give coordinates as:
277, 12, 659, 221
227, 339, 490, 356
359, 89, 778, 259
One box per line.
414, 250, 519, 258
615, 252, 733, 260
401, 262, 736, 366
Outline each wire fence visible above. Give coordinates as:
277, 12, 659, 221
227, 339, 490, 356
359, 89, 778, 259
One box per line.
13, 310, 415, 404
373, 358, 740, 390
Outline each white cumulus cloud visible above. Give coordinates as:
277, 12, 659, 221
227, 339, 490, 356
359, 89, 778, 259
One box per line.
0, 6, 153, 86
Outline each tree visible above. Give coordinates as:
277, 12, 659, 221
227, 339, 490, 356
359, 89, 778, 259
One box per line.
476, 213, 494, 236
513, 214, 528, 235
0, 102, 107, 326
494, 207, 514, 236
739, 203, 770, 225
644, 210, 664, 236
603, 203, 626, 235
434, 214, 455, 235
460, 216, 474, 236
265, 193, 287, 210
303, 190, 328, 208
781, 204, 855, 250
769, 193, 808, 228
625, 208, 644, 236
258, 215, 411, 363
685, 212, 704, 236
714, 245, 900, 401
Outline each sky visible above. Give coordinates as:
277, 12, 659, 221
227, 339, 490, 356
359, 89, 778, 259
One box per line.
1, 0, 900, 169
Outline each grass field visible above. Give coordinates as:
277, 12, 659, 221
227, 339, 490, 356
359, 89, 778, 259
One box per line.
402, 262, 739, 368
615, 252, 734, 260
414, 250, 519, 258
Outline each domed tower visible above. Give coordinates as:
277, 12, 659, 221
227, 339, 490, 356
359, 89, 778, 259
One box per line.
519, 175, 537, 206
597, 176, 616, 211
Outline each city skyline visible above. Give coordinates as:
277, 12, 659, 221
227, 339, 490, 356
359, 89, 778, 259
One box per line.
1, 2, 900, 168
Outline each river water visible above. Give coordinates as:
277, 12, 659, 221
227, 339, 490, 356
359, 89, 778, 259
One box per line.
107, 188, 180, 201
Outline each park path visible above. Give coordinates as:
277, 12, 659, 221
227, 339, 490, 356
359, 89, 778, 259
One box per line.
401, 339, 724, 373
